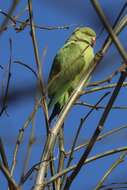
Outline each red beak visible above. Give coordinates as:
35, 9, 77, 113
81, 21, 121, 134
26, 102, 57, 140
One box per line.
92, 37, 96, 46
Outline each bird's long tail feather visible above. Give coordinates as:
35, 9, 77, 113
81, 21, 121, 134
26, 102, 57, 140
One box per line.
49, 103, 61, 124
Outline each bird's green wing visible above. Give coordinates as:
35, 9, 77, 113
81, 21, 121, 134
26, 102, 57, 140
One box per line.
48, 41, 92, 108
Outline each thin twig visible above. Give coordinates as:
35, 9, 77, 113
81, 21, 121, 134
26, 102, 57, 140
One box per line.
88, 62, 125, 87
66, 124, 127, 156
14, 60, 38, 79
27, 0, 49, 133
76, 101, 127, 110
83, 81, 127, 95
113, 3, 127, 27
0, 138, 14, 190
0, 10, 16, 25
95, 152, 127, 190
19, 110, 36, 187
15, 19, 74, 32
91, 0, 127, 61
0, 138, 9, 170
45, 147, 127, 187
101, 2, 127, 52
56, 125, 65, 190
0, 39, 12, 116
20, 157, 58, 185
0, 10, 75, 32
88, 70, 118, 87
49, 150, 56, 190
0, 0, 20, 35
0, 161, 19, 190
100, 181, 127, 189
61, 92, 109, 188
10, 99, 40, 176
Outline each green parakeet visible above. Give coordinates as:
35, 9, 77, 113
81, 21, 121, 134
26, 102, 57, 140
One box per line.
48, 27, 96, 123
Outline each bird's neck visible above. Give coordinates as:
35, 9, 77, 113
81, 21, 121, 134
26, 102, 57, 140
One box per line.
69, 35, 92, 46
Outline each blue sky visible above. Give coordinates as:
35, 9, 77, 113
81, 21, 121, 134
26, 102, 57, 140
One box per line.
0, 1, 127, 189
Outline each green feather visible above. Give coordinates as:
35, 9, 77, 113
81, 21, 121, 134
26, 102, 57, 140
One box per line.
48, 27, 96, 120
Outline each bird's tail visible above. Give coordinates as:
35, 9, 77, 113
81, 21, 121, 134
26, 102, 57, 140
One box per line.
48, 91, 69, 124
49, 103, 61, 124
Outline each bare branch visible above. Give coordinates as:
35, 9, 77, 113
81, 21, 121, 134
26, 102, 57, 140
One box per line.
45, 147, 127, 187
10, 99, 40, 176
91, 0, 127, 61
0, 161, 19, 190
0, 0, 20, 35
95, 152, 127, 190
76, 101, 127, 110
0, 39, 12, 116
56, 126, 65, 190
63, 0, 127, 188
61, 92, 109, 188
14, 60, 38, 79
83, 81, 127, 95
66, 124, 127, 156
27, 0, 49, 133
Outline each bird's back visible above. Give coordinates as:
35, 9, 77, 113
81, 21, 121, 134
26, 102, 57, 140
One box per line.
48, 40, 94, 109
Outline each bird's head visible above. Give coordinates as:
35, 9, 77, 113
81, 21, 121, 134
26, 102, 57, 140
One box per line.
71, 27, 96, 47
